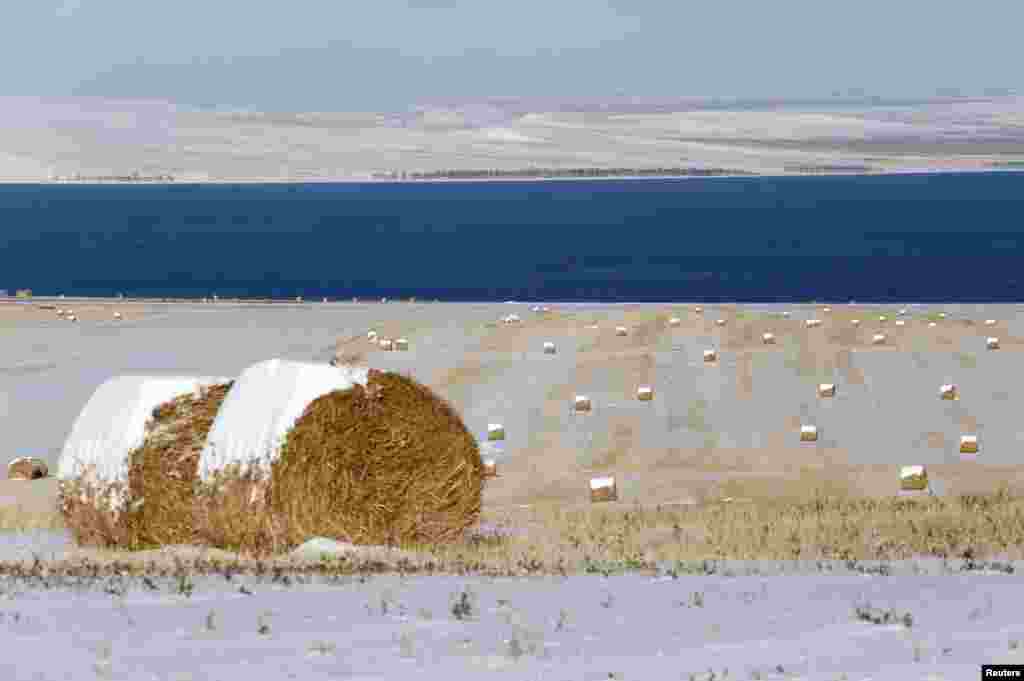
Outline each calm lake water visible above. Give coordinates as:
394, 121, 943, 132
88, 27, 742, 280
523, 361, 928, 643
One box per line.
2, 172, 1022, 302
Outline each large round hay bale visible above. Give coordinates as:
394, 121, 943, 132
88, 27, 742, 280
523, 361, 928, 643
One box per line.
194, 359, 483, 556
56, 375, 232, 548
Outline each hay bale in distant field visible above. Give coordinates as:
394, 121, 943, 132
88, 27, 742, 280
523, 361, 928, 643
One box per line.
895, 320, 905, 327
900, 465, 928, 491
378, 338, 394, 351
615, 326, 628, 336
987, 337, 1000, 350
394, 338, 409, 351
703, 349, 717, 362
487, 423, 505, 441
817, 383, 836, 398
7, 457, 48, 480
940, 384, 958, 400
56, 375, 232, 549
543, 341, 556, 354
762, 332, 775, 344
871, 333, 886, 345
960, 435, 978, 454
985, 319, 997, 326
636, 385, 653, 401
851, 319, 861, 326
482, 459, 498, 478
715, 318, 726, 327
928, 322, 937, 328
800, 425, 818, 442
823, 307, 832, 314
195, 359, 482, 554
113, 311, 122, 320
574, 395, 592, 412
668, 317, 681, 327
805, 319, 821, 328
590, 476, 617, 503
694, 306, 703, 314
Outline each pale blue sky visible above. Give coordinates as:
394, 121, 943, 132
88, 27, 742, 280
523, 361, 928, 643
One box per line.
5, 0, 1022, 111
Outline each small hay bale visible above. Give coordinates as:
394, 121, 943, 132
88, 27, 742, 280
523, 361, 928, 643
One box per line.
823, 307, 832, 314
694, 306, 703, 314
589, 476, 618, 503
928, 321, 937, 328
379, 338, 394, 351
715, 318, 726, 327
615, 326, 628, 336
574, 395, 592, 412
113, 312, 122, 320
895, 320, 905, 327
762, 332, 775, 344
900, 465, 928, 491
487, 423, 505, 441
197, 360, 482, 553
68, 314, 77, 322
57, 308, 64, 316
817, 383, 836, 398
482, 459, 498, 478
7, 457, 48, 480
851, 319, 861, 326
56, 375, 232, 549
636, 385, 653, 401
871, 333, 886, 345
703, 349, 717, 362
800, 425, 818, 442
543, 341, 556, 354
960, 435, 978, 454
668, 317, 681, 327
367, 329, 377, 340
985, 319, 997, 326
394, 338, 409, 351
805, 319, 821, 328
987, 337, 1000, 350
782, 311, 791, 318
940, 384, 958, 400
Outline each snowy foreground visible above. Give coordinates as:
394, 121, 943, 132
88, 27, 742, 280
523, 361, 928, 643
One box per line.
1, 561, 1024, 680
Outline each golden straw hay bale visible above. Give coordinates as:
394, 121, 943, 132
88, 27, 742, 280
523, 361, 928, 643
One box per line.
960, 435, 978, 454
800, 425, 818, 442
194, 363, 483, 555
636, 385, 653, 401
940, 384, 958, 400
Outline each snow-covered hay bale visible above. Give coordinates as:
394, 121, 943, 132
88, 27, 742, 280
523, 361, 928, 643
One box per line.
574, 395, 592, 412
900, 465, 928, 491
7, 457, 48, 480
960, 435, 978, 455
823, 307, 832, 314
56, 375, 232, 548
668, 317, 681, 327
871, 333, 887, 345
928, 321, 937, 328
195, 360, 482, 554
851, 319, 861, 326
694, 306, 703, 314
378, 338, 394, 351
805, 319, 821, 328
703, 349, 717, 362
987, 337, 1000, 350
367, 330, 377, 341
817, 383, 836, 398
800, 425, 818, 442
940, 384, 958, 400
636, 385, 653, 401
985, 319, 997, 327
615, 326, 628, 336
482, 459, 498, 478
895, 320, 905, 327
782, 311, 790, 318
394, 338, 409, 351
590, 476, 618, 503
762, 332, 775, 344
113, 311, 122, 320
715, 318, 726, 327
543, 341, 556, 354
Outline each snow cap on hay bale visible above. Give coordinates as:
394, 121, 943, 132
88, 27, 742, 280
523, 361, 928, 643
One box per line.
928, 321, 937, 328
800, 425, 818, 442
543, 341, 556, 354
378, 338, 394, 351
113, 311, 122, 320
394, 338, 409, 351
8, 457, 48, 480
56, 375, 231, 543
615, 325, 628, 336
715, 318, 726, 327
960, 435, 978, 454
694, 306, 703, 314
762, 332, 775, 344
817, 383, 836, 398
871, 333, 886, 345
196, 359, 483, 551
805, 319, 821, 328
985, 319, 997, 326
823, 307, 832, 314
895, 320, 905, 327
703, 349, 717, 362
590, 476, 617, 503
851, 319, 861, 326
574, 395, 592, 412
987, 337, 1000, 350
900, 465, 928, 491
668, 317, 681, 327
637, 385, 653, 401
482, 459, 498, 478
940, 384, 958, 400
